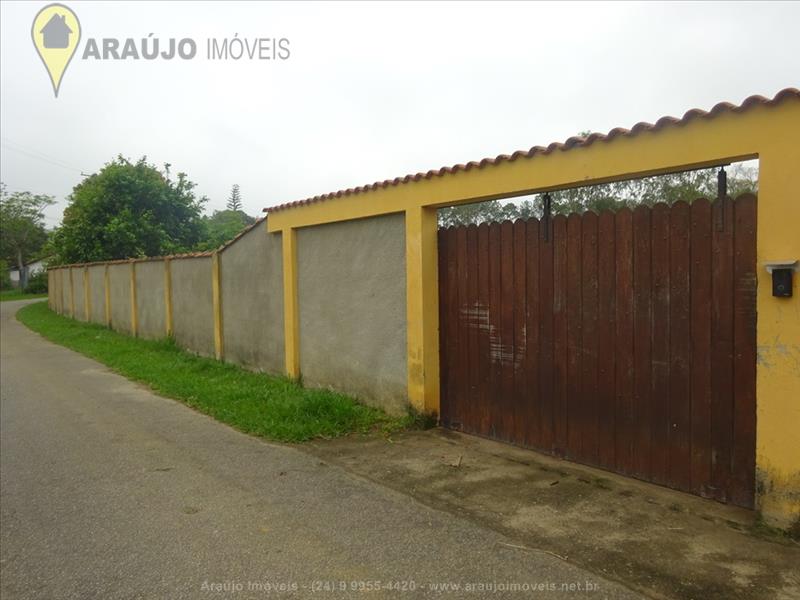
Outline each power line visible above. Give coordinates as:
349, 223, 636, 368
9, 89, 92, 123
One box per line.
1, 138, 86, 174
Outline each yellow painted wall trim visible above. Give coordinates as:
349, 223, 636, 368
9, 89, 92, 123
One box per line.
104, 265, 111, 326
212, 251, 224, 360
267, 103, 796, 233
129, 260, 138, 337
68, 267, 75, 317
281, 228, 300, 379
83, 266, 91, 321
164, 258, 173, 337
405, 206, 441, 415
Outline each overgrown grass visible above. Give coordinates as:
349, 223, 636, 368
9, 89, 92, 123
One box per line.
1, 290, 48, 302
17, 301, 424, 442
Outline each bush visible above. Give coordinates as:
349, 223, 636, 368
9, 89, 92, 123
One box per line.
25, 271, 48, 294
0, 260, 11, 291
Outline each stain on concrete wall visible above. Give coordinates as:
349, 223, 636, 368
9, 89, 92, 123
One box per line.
297, 213, 407, 414
171, 257, 214, 357
220, 224, 284, 373
108, 263, 132, 333
72, 267, 86, 321
87, 265, 105, 324
135, 260, 166, 339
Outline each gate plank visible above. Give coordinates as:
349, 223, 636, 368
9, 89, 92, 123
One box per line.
732, 194, 757, 508
597, 211, 616, 469
566, 213, 583, 459
650, 203, 671, 486
669, 201, 692, 492
614, 208, 635, 475
499, 221, 516, 442
477, 223, 491, 437
552, 215, 568, 455
581, 211, 599, 463
456, 226, 469, 432
525, 218, 541, 449
512, 220, 528, 445
542, 215, 560, 453
632, 205, 652, 479
488, 223, 503, 439
711, 197, 735, 503
465, 225, 480, 435
690, 199, 713, 497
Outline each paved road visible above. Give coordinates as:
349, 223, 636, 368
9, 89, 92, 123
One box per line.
1, 300, 639, 599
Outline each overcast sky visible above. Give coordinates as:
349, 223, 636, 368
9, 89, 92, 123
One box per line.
1, 1, 798, 228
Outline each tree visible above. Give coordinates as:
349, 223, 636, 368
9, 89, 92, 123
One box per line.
227, 184, 242, 212
438, 163, 758, 227
0, 183, 54, 288
197, 209, 256, 251
49, 156, 207, 264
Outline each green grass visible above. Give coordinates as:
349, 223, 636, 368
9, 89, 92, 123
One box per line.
1, 290, 48, 302
17, 301, 424, 442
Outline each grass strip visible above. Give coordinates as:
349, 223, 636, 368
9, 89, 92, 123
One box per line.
17, 301, 421, 442
1, 291, 48, 302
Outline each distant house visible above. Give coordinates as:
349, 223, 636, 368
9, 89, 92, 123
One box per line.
40, 14, 72, 49
9, 258, 49, 287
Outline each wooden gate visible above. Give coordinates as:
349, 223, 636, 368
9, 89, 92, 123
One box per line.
438, 195, 757, 508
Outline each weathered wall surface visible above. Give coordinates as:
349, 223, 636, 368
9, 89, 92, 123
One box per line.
220, 226, 284, 373
135, 260, 166, 339
171, 257, 214, 357
60, 268, 70, 316
297, 213, 408, 414
72, 268, 87, 321
87, 265, 106, 324
108, 263, 132, 333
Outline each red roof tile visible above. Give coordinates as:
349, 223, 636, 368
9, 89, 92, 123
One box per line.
263, 88, 799, 214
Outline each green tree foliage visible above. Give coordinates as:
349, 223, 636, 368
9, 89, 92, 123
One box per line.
197, 209, 256, 251
0, 183, 54, 288
438, 162, 758, 227
50, 156, 206, 263
227, 184, 243, 212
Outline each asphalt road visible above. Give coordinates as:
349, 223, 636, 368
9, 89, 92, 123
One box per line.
1, 300, 640, 599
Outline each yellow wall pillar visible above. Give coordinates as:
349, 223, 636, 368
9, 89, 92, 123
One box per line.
281, 228, 300, 379
104, 265, 111, 326
754, 144, 800, 529
129, 260, 138, 336
405, 206, 441, 415
164, 258, 173, 337
83, 266, 91, 321
212, 252, 224, 360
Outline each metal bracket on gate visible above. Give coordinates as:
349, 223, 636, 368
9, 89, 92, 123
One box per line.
542, 193, 552, 241
715, 166, 728, 232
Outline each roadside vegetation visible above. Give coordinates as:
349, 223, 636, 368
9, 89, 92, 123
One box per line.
1, 290, 48, 302
17, 301, 425, 442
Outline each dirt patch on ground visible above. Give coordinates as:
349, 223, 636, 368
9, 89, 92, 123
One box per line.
304, 429, 800, 600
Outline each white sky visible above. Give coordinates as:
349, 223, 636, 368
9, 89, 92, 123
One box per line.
1, 1, 798, 228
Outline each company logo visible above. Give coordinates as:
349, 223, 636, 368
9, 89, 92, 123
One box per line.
30, 3, 290, 99
31, 3, 81, 97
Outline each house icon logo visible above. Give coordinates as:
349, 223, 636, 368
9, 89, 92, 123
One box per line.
31, 3, 81, 97
41, 13, 73, 49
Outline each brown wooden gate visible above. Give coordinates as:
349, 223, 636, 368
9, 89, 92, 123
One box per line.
438, 195, 757, 508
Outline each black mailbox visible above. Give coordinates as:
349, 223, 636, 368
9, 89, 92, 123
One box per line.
765, 261, 797, 298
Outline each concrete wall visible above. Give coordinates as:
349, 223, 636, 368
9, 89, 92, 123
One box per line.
72, 268, 87, 321
135, 260, 166, 339
88, 265, 106, 324
62, 268, 72, 317
297, 213, 407, 414
108, 263, 132, 333
171, 257, 214, 357
220, 225, 284, 373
